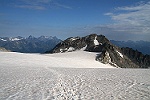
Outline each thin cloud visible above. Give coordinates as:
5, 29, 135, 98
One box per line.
17, 0, 51, 10
13, 0, 72, 10
54, 3, 72, 9
105, 1, 150, 35
15, 5, 46, 10
21, 0, 52, 4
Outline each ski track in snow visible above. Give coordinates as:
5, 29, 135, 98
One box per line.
0, 52, 150, 100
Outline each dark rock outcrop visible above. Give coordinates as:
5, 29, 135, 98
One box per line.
48, 34, 109, 53
0, 47, 11, 52
48, 34, 150, 68
111, 40, 150, 55
121, 47, 150, 68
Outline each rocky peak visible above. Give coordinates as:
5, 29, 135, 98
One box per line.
49, 34, 110, 53
48, 34, 150, 68
27, 35, 36, 40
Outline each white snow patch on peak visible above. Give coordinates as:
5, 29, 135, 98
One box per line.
80, 45, 87, 50
60, 48, 68, 53
100, 43, 103, 45
0, 38, 7, 41
11, 38, 21, 41
70, 38, 76, 41
70, 37, 80, 41
60, 47, 75, 53
68, 47, 75, 52
94, 36, 99, 46
9, 37, 23, 41
116, 50, 123, 58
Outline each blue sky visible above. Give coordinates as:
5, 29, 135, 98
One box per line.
0, 0, 150, 41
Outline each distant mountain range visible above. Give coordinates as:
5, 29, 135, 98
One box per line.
0, 35, 149, 55
0, 35, 61, 53
47, 34, 150, 68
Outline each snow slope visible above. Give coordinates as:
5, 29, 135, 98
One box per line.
0, 51, 113, 68
0, 51, 150, 100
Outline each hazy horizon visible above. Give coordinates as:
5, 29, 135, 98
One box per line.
0, 0, 150, 41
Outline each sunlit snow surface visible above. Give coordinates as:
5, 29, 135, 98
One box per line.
116, 50, 124, 58
94, 36, 99, 46
0, 51, 150, 100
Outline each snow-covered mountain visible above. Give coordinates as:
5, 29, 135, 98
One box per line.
0, 36, 61, 53
47, 34, 150, 68
0, 36, 24, 42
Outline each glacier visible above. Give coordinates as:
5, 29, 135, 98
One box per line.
0, 51, 150, 100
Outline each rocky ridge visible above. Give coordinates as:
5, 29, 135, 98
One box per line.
48, 34, 150, 68
111, 40, 150, 55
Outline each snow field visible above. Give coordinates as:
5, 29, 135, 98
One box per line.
0, 51, 150, 100
0, 51, 114, 68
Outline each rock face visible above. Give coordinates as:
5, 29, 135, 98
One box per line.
0, 47, 11, 52
111, 40, 150, 55
121, 47, 150, 68
48, 34, 150, 68
48, 34, 109, 53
